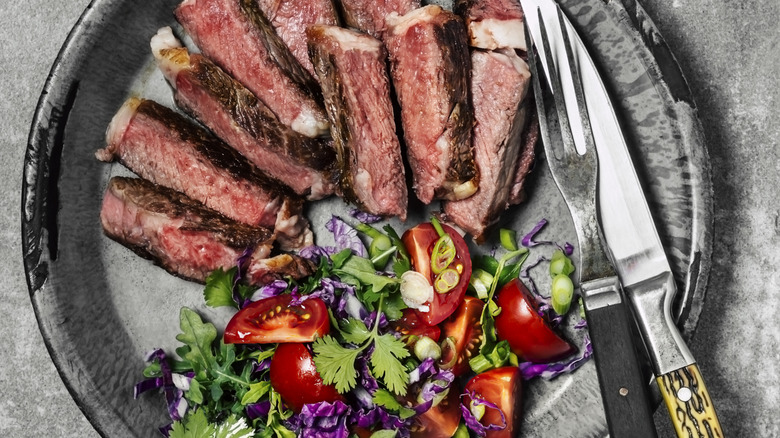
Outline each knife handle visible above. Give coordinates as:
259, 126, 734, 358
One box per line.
581, 276, 658, 438
657, 363, 724, 437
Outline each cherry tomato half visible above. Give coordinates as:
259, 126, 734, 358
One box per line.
223, 295, 329, 344
438, 296, 484, 376
402, 222, 472, 326
269, 343, 342, 412
463, 367, 523, 438
391, 309, 441, 344
494, 278, 575, 363
411, 382, 462, 438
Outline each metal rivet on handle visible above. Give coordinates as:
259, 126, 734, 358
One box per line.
677, 387, 692, 402
619, 387, 629, 396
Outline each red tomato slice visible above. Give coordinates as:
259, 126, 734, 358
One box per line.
269, 343, 342, 412
438, 296, 484, 376
402, 222, 472, 326
411, 382, 462, 438
494, 278, 575, 363
391, 309, 441, 343
463, 367, 523, 438
223, 295, 329, 344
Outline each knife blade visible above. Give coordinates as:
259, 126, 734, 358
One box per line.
521, 1, 724, 436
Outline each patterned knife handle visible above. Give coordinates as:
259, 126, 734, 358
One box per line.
657, 363, 724, 437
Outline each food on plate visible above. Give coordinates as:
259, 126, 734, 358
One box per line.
96, 97, 313, 250
269, 342, 343, 412
255, 0, 340, 78
494, 278, 576, 363
224, 294, 330, 344
151, 27, 338, 200
453, 0, 527, 50
308, 24, 408, 220
385, 5, 479, 204
100, 176, 314, 284
175, 0, 329, 138
438, 295, 484, 376
443, 49, 533, 242
462, 366, 523, 438
337, 0, 420, 39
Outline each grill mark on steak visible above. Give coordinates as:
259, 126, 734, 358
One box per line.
308, 25, 408, 220
96, 97, 313, 250
100, 176, 314, 285
175, 0, 329, 138
385, 5, 479, 204
453, 0, 527, 50
152, 28, 338, 200
443, 49, 532, 242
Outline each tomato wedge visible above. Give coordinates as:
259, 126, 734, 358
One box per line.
391, 309, 441, 343
269, 343, 342, 412
494, 278, 575, 363
438, 296, 484, 376
223, 295, 329, 344
411, 382, 462, 438
463, 367, 522, 438
402, 222, 472, 326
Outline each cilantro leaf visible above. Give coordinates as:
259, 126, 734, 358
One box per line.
169, 409, 215, 438
339, 318, 372, 345
335, 255, 399, 293
204, 268, 238, 308
312, 335, 363, 393
372, 389, 416, 419
371, 333, 410, 395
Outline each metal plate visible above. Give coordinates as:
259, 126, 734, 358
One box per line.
22, 0, 711, 436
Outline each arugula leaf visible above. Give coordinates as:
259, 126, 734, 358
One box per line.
372, 389, 416, 419
335, 255, 399, 293
241, 381, 271, 406
312, 335, 364, 393
370, 333, 410, 395
176, 308, 217, 373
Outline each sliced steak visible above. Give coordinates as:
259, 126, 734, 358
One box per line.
508, 104, 539, 205
443, 49, 532, 242
175, 0, 329, 138
385, 5, 478, 204
100, 177, 315, 285
336, 0, 420, 39
255, 0, 340, 78
152, 28, 338, 200
453, 0, 527, 50
308, 25, 408, 220
96, 97, 312, 249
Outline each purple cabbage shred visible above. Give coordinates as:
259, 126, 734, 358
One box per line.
326, 216, 366, 257
250, 279, 289, 302
291, 400, 352, 438
134, 349, 189, 426
460, 389, 507, 437
350, 209, 383, 224
519, 334, 593, 380
521, 218, 552, 247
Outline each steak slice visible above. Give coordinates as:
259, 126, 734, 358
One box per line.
308, 25, 408, 220
336, 0, 420, 39
96, 97, 312, 250
453, 0, 527, 50
385, 5, 478, 204
152, 28, 338, 200
255, 0, 340, 78
443, 50, 532, 242
100, 177, 315, 285
175, 0, 329, 138
508, 105, 539, 205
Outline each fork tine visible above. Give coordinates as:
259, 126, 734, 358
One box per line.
523, 12, 553, 156
536, 7, 577, 159
555, 6, 597, 156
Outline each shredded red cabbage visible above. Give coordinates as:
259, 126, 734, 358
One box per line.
134, 349, 190, 425
291, 400, 352, 438
246, 400, 271, 420
249, 279, 289, 302
520, 334, 593, 380
521, 218, 551, 247
460, 388, 507, 436
326, 216, 366, 257
349, 209, 383, 224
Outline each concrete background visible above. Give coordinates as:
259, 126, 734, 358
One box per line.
1, 0, 777, 436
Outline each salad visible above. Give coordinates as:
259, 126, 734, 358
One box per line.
135, 214, 592, 438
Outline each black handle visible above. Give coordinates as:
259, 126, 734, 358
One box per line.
582, 276, 658, 438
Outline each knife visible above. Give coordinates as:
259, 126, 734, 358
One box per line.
521, 1, 724, 436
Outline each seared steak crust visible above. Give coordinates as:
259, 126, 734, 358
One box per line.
385, 6, 479, 204
101, 177, 314, 284
152, 29, 338, 199
308, 25, 408, 219
175, 0, 329, 137
444, 50, 533, 241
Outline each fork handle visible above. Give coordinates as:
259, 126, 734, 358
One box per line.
581, 276, 658, 438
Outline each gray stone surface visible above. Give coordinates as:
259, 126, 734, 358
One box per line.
1, 0, 777, 437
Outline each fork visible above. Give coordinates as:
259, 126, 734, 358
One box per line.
525, 7, 659, 437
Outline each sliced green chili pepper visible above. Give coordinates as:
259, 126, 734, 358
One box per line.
430, 234, 456, 274
434, 268, 460, 293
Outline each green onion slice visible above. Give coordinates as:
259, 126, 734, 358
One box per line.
434, 268, 460, 293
